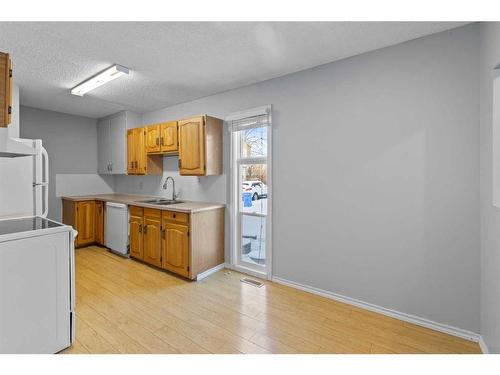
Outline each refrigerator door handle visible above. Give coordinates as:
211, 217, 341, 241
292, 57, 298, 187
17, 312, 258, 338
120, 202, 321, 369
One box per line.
41, 146, 49, 218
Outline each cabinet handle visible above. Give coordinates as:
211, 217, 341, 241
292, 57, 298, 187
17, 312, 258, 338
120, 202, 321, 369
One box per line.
144, 225, 148, 234
161, 137, 164, 146
173, 213, 176, 219
178, 159, 182, 168
162, 228, 165, 239
138, 224, 142, 233
156, 137, 159, 146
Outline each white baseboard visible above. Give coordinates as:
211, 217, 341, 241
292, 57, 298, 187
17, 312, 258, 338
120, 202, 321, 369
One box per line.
479, 336, 490, 354
196, 263, 225, 281
272, 276, 480, 343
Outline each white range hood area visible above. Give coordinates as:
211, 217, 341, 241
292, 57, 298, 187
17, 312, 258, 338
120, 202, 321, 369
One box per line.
0, 136, 36, 158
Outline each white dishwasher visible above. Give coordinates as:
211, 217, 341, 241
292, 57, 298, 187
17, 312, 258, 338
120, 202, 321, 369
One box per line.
105, 202, 129, 256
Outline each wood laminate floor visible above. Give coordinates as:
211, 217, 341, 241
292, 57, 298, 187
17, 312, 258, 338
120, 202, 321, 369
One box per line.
61, 246, 481, 354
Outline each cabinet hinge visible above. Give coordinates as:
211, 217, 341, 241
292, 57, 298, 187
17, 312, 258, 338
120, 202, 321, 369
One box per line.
187, 266, 190, 271
9, 69, 12, 78
8, 106, 11, 115
187, 230, 190, 237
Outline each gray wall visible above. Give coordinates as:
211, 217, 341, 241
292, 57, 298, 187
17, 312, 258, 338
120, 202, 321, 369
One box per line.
114, 24, 480, 332
479, 23, 500, 353
20, 106, 114, 221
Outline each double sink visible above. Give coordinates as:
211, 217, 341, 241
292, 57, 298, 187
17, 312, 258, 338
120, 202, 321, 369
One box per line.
135, 198, 184, 206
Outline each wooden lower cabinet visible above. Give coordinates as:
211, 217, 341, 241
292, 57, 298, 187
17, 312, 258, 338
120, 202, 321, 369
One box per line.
95, 201, 105, 245
129, 206, 144, 260
128, 205, 224, 279
62, 199, 95, 248
162, 220, 190, 277
143, 208, 162, 267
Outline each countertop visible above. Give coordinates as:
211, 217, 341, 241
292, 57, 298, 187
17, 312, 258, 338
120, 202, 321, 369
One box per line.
61, 194, 225, 213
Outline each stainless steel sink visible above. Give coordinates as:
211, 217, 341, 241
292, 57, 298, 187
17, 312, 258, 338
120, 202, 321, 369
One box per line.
155, 200, 184, 206
135, 199, 184, 206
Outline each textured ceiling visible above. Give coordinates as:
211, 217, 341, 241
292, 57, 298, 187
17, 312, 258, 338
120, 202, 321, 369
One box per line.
0, 22, 469, 119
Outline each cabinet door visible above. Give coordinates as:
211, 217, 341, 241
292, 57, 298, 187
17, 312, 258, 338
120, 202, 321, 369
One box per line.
97, 119, 111, 174
129, 213, 143, 260
178, 117, 205, 175
143, 209, 162, 267
162, 220, 190, 277
127, 129, 136, 174
146, 124, 161, 154
1, 52, 12, 128
135, 128, 147, 175
75, 201, 95, 247
109, 113, 127, 174
95, 201, 104, 245
160, 121, 178, 153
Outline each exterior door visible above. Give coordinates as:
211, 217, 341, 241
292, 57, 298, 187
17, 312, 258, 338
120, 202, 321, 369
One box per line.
178, 117, 205, 175
95, 201, 104, 245
127, 129, 136, 174
162, 220, 189, 277
160, 121, 178, 153
76, 201, 95, 247
129, 211, 143, 260
146, 124, 161, 154
143, 209, 162, 267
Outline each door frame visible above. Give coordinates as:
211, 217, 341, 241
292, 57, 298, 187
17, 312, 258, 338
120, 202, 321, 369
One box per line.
227, 105, 273, 280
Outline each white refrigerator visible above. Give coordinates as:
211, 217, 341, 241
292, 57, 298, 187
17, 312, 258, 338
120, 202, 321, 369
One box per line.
0, 136, 76, 353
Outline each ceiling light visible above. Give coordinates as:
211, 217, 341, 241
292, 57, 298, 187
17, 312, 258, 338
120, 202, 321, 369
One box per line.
71, 64, 129, 96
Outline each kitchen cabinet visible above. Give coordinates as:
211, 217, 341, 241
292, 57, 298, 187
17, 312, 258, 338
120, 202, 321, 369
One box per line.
146, 121, 179, 155
146, 124, 161, 154
97, 112, 135, 174
128, 205, 224, 279
160, 121, 178, 154
0, 51, 13, 128
162, 217, 189, 277
127, 127, 162, 175
143, 208, 162, 267
95, 201, 105, 246
129, 206, 144, 260
178, 115, 222, 176
62, 199, 95, 248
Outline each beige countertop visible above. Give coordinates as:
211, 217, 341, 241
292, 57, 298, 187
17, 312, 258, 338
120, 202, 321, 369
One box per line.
61, 193, 225, 213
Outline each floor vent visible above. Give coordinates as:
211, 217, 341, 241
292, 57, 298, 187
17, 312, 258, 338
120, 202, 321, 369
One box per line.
240, 277, 264, 288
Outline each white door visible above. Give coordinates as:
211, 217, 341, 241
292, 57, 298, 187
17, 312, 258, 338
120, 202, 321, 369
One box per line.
97, 118, 110, 174
0, 232, 71, 353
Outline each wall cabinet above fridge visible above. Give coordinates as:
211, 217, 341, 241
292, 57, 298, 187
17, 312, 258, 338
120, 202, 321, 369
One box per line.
97, 111, 141, 174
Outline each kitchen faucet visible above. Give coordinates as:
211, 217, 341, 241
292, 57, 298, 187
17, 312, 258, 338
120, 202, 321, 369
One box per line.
162, 176, 178, 201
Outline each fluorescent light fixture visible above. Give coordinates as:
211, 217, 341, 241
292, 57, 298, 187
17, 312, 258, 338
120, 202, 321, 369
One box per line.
71, 64, 129, 96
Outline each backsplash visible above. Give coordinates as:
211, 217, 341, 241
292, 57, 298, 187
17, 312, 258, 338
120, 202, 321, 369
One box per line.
113, 156, 227, 203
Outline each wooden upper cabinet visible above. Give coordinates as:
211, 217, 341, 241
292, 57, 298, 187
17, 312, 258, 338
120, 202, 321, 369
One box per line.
178, 116, 222, 176
178, 116, 206, 175
129, 206, 144, 260
160, 121, 178, 154
75, 201, 95, 247
95, 201, 104, 246
127, 129, 136, 174
127, 127, 162, 176
143, 209, 162, 267
146, 124, 161, 154
0, 52, 13, 128
162, 218, 190, 278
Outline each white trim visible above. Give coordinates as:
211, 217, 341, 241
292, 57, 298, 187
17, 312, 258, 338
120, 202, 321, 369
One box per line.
195, 263, 225, 281
272, 276, 480, 343
225, 263, 267, 280
479, 336, 490, 354
226, 105, 273, 280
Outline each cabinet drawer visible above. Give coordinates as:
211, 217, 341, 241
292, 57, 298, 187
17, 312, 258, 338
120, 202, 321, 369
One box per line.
162, 210, 189, 224
129, 205, 144, 217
